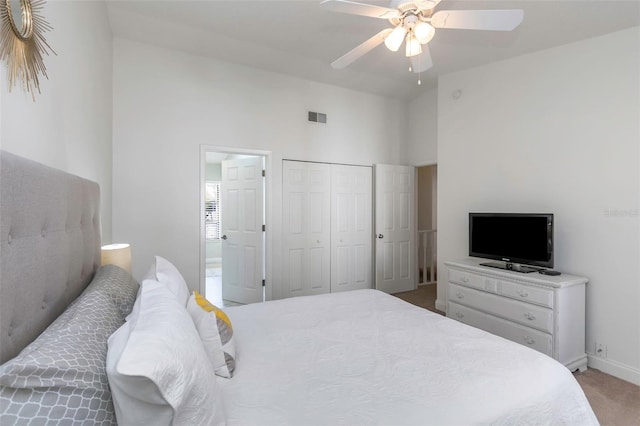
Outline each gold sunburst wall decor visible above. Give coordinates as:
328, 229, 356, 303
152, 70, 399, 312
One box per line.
0, 0, 55, 99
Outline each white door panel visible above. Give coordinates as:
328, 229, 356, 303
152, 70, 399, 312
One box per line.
282, 161, 331, 297
375, 164, 416, 294
330, 164, 372, 293
221, 157, 264, 304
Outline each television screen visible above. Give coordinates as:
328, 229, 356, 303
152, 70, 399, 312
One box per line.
469, 213, 553, 269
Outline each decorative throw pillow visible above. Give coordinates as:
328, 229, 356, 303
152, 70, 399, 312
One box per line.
82, 264, 140, 318
187, 291, 237, 378
0, 265, 138, 425
106, 281, 225, 426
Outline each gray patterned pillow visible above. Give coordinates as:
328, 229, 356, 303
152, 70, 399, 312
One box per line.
82, 265, 139, 318
0, 266, 139, 425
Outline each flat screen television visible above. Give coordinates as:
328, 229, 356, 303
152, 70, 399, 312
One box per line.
469, 213, 554, 272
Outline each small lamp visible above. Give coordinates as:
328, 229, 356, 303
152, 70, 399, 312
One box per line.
414, 22, 435, 45
101, 243, 132, 273
405, 33, 422, 57
384, 25, 407, 52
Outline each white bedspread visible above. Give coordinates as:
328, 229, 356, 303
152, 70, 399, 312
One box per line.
220, 289, 598, 425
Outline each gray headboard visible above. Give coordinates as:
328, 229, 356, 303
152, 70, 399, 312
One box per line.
0, 151, 101, 363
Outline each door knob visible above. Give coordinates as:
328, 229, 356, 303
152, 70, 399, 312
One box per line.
221, 235, 228, 240
377, 234, 384, 239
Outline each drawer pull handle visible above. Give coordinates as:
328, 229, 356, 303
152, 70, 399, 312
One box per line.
456, 292, 464, 299
518, 290, 529, 298
460, 277, 469, 283
455, 312, 464, 319
524, 312, 536, 321
523, 336, 536, 345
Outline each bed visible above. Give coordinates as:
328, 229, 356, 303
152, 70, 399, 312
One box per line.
0, 151, 598, 425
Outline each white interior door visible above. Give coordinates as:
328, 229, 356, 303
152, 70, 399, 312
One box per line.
331, 164, 372, 292
374, 164, 416, 294
221, 157, 264, 304
282, 160, 331, 297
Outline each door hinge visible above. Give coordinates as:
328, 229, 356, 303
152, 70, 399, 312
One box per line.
262, 169, 265, 177
262, 279, 266, 287
262, 224, 266, 232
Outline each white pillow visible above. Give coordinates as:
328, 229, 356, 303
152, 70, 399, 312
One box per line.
106, 280, 225, 426
187, 291, 236, 378
123, 261, 159, 322
154, 256, 191, 306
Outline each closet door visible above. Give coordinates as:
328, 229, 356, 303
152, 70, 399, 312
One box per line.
282, 161, 331, 297
331, 164, 372, 292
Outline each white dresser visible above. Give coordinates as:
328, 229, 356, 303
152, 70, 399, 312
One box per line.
445, 259, 588, 372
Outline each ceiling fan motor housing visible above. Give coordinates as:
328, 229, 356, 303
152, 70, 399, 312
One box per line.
390, 0, 438, 12
388, 8, 436, 53
389, 1, 435, 27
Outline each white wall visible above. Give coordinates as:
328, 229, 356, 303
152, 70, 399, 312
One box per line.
417, 165, 436, 230
0, 0, 113, 242
205, 163, 222, 181
435, 27, 639, 384
112, 38, 409, 298
205, 162, 222, 261
407, 86, 438, 167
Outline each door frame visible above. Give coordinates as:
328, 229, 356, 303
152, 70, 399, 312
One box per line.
199, 145, 273, 302
414, 161, 442, 310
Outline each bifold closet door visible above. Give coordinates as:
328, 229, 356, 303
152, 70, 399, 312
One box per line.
282, 161, 331, 297
330, 164, 372, 292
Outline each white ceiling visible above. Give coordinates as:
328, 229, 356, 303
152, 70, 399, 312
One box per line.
106, 0, 640, 100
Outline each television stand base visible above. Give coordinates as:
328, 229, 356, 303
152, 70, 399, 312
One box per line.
480, 262, 541, 273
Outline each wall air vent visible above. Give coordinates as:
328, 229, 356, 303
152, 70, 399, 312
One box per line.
308, 111, 327, 124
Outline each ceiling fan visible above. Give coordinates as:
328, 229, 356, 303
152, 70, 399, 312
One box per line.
320, 0, 524, 80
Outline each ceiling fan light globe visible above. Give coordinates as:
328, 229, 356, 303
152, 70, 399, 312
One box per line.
405, 35, 422, 57
384, 25, 407, 52
414, 22, 435, 44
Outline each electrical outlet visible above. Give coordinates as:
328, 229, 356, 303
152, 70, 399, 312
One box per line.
595, 342, 607, 358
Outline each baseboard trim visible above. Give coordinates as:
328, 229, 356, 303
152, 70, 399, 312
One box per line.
435, 298, 447, 313
586, 353, 640, 386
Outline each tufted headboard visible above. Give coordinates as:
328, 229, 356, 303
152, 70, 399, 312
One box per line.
0, 151, 101, 363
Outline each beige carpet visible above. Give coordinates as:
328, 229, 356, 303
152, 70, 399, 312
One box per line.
392, 285, 640, 425
393, 284, 443, 315
574, 368, 640, 425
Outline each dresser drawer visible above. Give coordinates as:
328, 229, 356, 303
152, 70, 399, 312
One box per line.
449, 283, 554, 333
500, 280, 554, 308
449, 269, 498, 293
448, 302, 553, 357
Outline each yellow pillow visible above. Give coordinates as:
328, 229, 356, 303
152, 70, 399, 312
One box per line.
186, 291, 236, 378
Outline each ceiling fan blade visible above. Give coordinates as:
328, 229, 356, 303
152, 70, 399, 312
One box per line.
431, 9, 524, 31
320, 0, 399, 19
411, 45, 432, 73
331, 28, 393, 69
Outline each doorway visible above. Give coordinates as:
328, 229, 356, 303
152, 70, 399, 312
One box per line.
200, 146, 271, 306
416, 164, 437, 285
